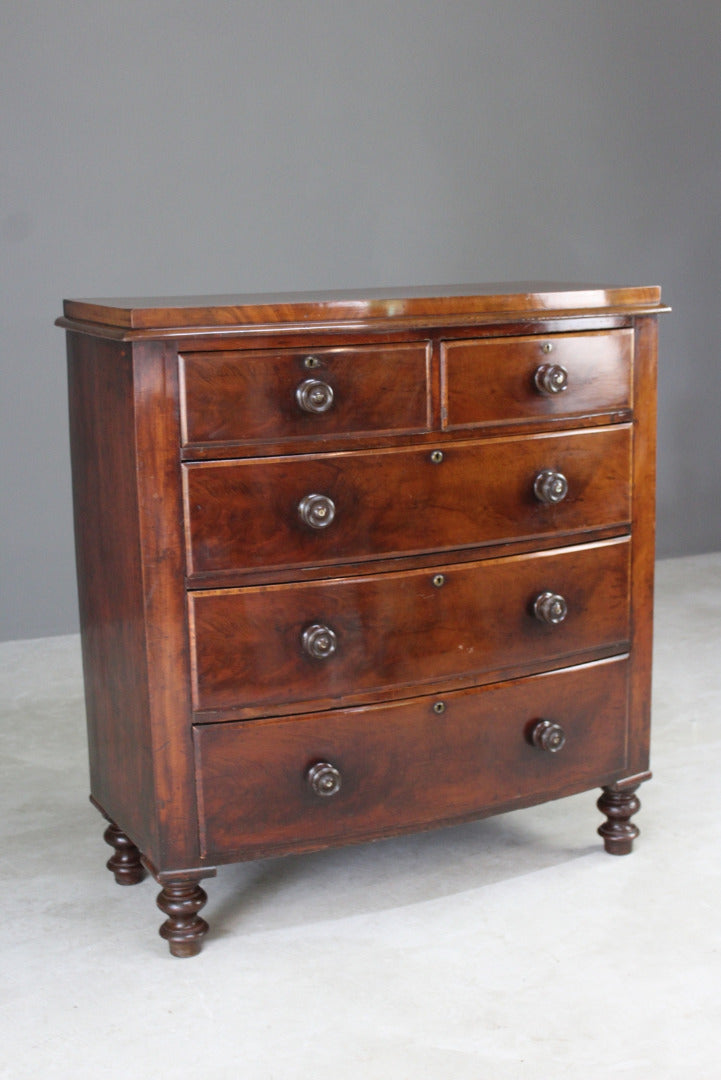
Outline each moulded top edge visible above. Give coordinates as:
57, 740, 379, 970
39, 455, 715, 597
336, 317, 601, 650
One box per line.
59, 282, 667, 331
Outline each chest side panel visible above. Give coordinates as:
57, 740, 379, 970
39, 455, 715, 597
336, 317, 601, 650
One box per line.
66, 333, 157, 853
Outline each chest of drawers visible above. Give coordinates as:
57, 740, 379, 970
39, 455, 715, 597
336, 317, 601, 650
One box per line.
59, 283, 667, 956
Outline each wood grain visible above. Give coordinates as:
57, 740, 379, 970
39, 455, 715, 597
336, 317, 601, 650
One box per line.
189, 538, 631, 714
61, 282, 666, 332
442, 328, 633, 429
180, 341, 432, 445
183, 426, 632, 577
194, 655, 630, 862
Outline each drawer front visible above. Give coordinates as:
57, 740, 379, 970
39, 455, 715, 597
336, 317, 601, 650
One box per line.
189, 538, 630, 713
184, 426, 631, 576
441, 329, 633, 430
180, 342, 431, 446
194, 656, 630, 861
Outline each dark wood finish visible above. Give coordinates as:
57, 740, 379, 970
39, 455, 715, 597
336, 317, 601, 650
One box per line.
180, 342, 431, 446
627, 316, 658, 777
194, 656, 629, 862
103, 822, 145, 885
156, 878, 210, 958
183, 426, 631, 577
441, 328, 632, 430
60, 283, 665, 955
189, 538, 630, 715
67, 336, 199, 872
131, 343, 199, 869
61, 282, 664, 331
67, 334, 156, 856
597, 782, 643, 855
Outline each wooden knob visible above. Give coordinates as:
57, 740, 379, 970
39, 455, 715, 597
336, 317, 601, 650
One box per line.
301, 623, 338, 659
298, 493, 336, 529
534, 469, 568, 505
533, 591, 568, 624
530, 719, 567, 753
534, 363, 568, 395
296, 378, 334, 413
307, 761, 342, 797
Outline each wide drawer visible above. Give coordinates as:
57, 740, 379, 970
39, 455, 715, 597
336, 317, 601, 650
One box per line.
441, 329, 633, 430
193, 655, 630, 861
189, 538, 630, 714
183, 425, 631, 577
180, 342, 432, 446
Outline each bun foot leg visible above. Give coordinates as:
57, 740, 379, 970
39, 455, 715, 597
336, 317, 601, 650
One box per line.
103, 822, 145, 885
157, 879, 210, 957
597, 783, 642, 855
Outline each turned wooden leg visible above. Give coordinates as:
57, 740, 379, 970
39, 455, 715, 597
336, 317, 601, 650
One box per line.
597, 783, 642, 855
157, 879, 210, 958
103, 822, 145, 885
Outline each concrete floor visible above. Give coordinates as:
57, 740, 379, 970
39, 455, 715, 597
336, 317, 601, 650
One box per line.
1, 553, 719, 1079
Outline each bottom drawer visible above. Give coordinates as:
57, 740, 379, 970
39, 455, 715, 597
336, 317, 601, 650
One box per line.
194, 656, 629, 862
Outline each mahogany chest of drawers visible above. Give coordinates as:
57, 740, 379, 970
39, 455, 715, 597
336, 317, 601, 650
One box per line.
59, 283, 667, 956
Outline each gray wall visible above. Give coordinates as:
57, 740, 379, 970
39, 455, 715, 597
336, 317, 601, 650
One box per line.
2, 1, 720, 641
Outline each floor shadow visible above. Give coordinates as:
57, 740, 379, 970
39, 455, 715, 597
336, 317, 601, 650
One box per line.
209, 803, 600, 936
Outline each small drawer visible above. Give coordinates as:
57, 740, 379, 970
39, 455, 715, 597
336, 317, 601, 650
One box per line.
183, 425, 631, 577
441, 329, 633, 430
193, 655, 630, 861
180, 342, 431, 446
189, 538, 630, 714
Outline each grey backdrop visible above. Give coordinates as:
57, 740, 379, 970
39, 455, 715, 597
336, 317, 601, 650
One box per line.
2, 1, 720, 642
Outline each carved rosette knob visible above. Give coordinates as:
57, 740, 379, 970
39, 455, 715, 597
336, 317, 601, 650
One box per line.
534, 469, 569, 505
307, 761, 342, 797
530, 719, 567, 753
534, 363, 568, 395
298, 493, 336, 529
533, 591, 568, 624
301, 623, 338, 659
296, 378, 334, 414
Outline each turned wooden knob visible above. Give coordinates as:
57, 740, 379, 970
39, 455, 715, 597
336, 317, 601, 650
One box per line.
298, 493, 336, 529
534, 469, 568, 505
307, 761, 342, 797
534, 362, 568, 395
530, 719, 567, 752
301, 623, 338, 659
296, 377, 334, 413
533, 591, 568, 624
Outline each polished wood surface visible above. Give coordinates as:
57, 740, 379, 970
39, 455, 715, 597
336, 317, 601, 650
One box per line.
67, 333, 156, 854
181, 342, 431, 445
442, 328, 633, 429
103, 822, 145, 886
61, 282, 665, 331
61, 282, 664, 954
183, 427, 631, 577
194, 656, 629, 862
189, 538, 630, 714
597, 783, 644, 855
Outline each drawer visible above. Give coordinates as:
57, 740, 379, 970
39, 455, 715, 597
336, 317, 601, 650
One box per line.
441, 329, 633, 430
194, 655, 630, 861
189, 538, 630, 714
183, 425, 631, 577
180, 342, 432, 446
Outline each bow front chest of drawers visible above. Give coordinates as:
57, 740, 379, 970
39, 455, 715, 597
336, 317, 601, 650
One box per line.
59, 283, 667, 956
